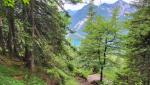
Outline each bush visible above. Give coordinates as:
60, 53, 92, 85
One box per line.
67, 63, 74, 72
65, 78, 79, 85
74, 68, 92, 78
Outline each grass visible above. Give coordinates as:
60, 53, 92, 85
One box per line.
0, 65, 25, 85
65, 78, 79, 85
0, 64, 46, 85
104, 67, 118, 80
47, 67, 80, 85
74, 68, 92, 78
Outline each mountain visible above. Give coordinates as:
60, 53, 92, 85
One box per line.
66, 0, 136, 46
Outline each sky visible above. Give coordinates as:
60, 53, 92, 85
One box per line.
82, 0, 135, 4
64, 0, 135, 11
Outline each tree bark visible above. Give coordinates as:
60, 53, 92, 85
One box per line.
100, 37, 108, 83
22, 6, 34, 72
22, 6, 28, 67
7, 8, 14, 56
100, 66, 103, 83
24, 46, 32, 68
30, 0, 35, 72
0, 16, 5, 54
7, 8, 18, 57
23, 0, 35, 72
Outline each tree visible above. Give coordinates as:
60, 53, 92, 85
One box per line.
0, 0, 4, 54
80, 8, 120, 83
0, 0, 70, 71
1, 0, 30, 57
0, 0, 83, 84
20, 0, 69, 71
115, 0, 150, 84
66, 0, 82, 4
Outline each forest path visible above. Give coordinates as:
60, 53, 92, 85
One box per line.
77, 74, 100, 85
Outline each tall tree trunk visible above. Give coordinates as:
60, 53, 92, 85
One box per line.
23, 0, 35, 72
100, 38, 108, 83
23, 0, 35, 73
0, 16, 4, 54
0, 17, 3, 40
98, 48, 102, 82
7, 8, 14, 56
22, 6, 33, 72
24, 46, 32, 68
30, 0, 35, 72
7, 8, 18, 57
100, 66, 103, 83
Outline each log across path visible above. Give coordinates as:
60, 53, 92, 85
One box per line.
77, 74, 100, 85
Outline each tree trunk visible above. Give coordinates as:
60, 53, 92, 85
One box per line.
0, 17, 4, 54
22, 0, 35, 72
24, 46, 32, 69
7, 8, 14, 56
22, 5, 34, 72
22, 6, 29, 66
6, 7, 18, 57
100, 66, 103, 83
30, 0, 35, 72
100, 38, 108, 83
98, 49, 102, 82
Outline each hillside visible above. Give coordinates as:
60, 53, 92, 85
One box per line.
0, 0, 150, 85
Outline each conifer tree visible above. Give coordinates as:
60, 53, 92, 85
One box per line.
80, 7, 119, 83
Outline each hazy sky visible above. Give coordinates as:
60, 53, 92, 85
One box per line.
82, 0, 135, 4
64, 0, 135, 11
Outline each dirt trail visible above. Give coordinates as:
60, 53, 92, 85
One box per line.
77, 74, 100, 85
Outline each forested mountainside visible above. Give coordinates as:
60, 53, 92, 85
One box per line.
66, 0, 136, 46
0, 0, 150, 85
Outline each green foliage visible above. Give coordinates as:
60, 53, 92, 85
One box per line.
15, 19, 32, 56
80, 8, 120, 70
67, 63, 74, 72
78, 7, 129, 84
68, 0, 81, 4
0, 64, 20, 76
47, 68, 69, 79
22, 0, 30, 5
3, 0, 150, 84
0, 76, 24, 85
0, 65, 46, 85
0, 0, 82, 84
115, 1, 150, 84
65, 78, 79, 85
2, 0, 15, 7
74, 68, 92, 78
24, 76, 46, 85
2, 0, 29, 7
47, 67, 80, 85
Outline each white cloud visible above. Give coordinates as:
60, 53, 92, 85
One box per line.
82, 0, 136, 5
64, 0, 136, 11
124, 0, 135, 3
64, 3, 86, 11
82, 0, 117, 4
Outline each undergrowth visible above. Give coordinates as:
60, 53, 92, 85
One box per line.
0, 65, 46, 85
